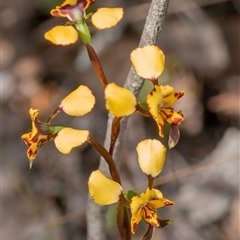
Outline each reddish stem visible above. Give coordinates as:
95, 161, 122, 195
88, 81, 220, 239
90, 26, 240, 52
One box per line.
88, 136, 122, 185
109, 117, 122, 156
85, 44, 108, 88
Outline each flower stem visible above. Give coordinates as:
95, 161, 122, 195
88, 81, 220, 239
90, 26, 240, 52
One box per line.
85, 44, 108, 88
148, 175, 154, 189
109, 117, 122, 156
119, 194, 130, 208
88, 136, 121, 185
136, 104, 151, 117
47, 108, 60, 124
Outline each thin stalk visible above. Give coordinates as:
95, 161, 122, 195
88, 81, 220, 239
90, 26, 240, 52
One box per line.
88, 136, 121, 185
85, 44, 108, 88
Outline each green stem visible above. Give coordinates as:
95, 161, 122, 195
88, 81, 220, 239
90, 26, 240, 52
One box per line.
75, 22, 92, 45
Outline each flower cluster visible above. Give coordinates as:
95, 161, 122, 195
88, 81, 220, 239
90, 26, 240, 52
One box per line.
88, 139, 174, 234
21, 1, 185, 238
105, 45, 185, 148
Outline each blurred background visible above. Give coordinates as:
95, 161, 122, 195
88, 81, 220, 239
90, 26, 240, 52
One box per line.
1, 0, 239, 239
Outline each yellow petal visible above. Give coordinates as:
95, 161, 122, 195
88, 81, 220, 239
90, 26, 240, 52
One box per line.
130, 188, 157, 215
160, 108, 184, 125
44, 26, 78, 45
54, 128, 89, 154
130, 45, 165, 79
160, 85, 184, 107
27, 142, 38, 160
149, 197, 174, 209
146, 86, 163, 119
152, 188, 163, 199
29, 108, 40, 138
130, 209, 142, 234
59, 0, 78, 6
142, 205, 159, 227
29, 108, 39, 121
136, 139, 166, 177
155, 115, 165, 137
88, 170, 123, 205
105, 83, 137, 117
92, 8, 123, 29
21, 132, 32, 146
54, 0, 78, 8
60, 85, 95, 116
148, 188, 174, 208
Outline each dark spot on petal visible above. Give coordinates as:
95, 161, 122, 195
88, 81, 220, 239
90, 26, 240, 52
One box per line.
174, 91, 184, 99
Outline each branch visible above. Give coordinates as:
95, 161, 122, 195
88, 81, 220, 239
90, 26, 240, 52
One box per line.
86, 1, 171, 239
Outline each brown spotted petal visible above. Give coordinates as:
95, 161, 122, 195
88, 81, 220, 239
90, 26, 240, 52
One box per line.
159, 85, 184, 108
160, 107, 184, 126
146, 86, 163, 120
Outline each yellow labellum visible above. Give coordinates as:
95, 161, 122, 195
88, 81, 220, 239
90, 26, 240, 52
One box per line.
105, 83, 137, 117
54, 128, 89, 154
131, 45, 165, 79
136, 139, 166, 177
44, 26, 78, 45
60, 85, 95, 116
92, 8, 123, 29
88, 170, 123, 205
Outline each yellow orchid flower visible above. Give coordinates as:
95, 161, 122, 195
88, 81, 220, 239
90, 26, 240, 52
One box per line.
88, 170, 174, 234
136, 139, 166, 178
44, 0, 123, 45
130, 188, 174, 234
21, 109, 54, 162
21, 85, 95, 166
130, 45, 165, 81
105, 83, 184, 140
88, 139, 174, 235
21, 109, 89, 168
147, 85, 184, 137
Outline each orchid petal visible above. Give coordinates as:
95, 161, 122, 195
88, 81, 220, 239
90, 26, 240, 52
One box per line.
136, 139, 166, 177
44, 26, 78, 45
88, 170, 123, 205
60, 85, 95, 116
105, 83, 137, 117
92, 8, 123, 29
54, 128, 89, 154
131, 45, 165, 80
